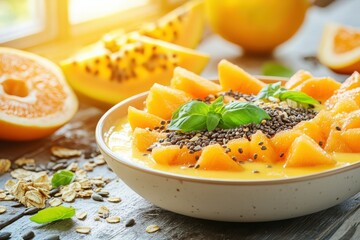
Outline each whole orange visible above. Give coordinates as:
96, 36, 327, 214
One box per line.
205, 0, 310, 54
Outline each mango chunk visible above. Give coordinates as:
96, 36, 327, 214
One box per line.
285, 70, 313, 89
170, 67, 222, 99
226, 138, 250, 161
324, 129, 352, 153
218, 59, 265, 94
271, 129, 303, 159
197, 144, 243, 171
284, 135, 336, 168
250, 130, 278, 163
128, 106, 165, 130
341, 128, 360, 152
132, 128, 165, 152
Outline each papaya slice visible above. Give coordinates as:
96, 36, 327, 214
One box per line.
250, 130, 278, 163
218, 60, 265, 94
341, 128, 360, 152
170, 67, 222, 99
336, 71, 360, 94
329, 97, 359, 114
197, 144, 243, 171
128, 106, 165, 130
132, 128, 165, 152
226, 138, 251, 161
61, 35, 209, 106
285, 69, 313, 90
146, 83, 191, 119
138, 0, 205, 49
176, 146, 201, 165
311, 110, 333, 139
293, 77, 341, 103
284, 135, 336, 167
325, 87, 360, 109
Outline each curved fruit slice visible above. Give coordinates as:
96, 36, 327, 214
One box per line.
318, 24, 360, 74
250, 130, 278, 163
0, 47, 78, 141
146, 83, 191, 119
330, 97, 359, 115
132, 128, 166, 151
284, 135, 336, 168
285, 70, 313, 90
293, 77, 341, 103
342, 110, 360, 130
170, 67, 221, 99
336, 71, 360, 95
61, 35, 209, 105
326, 87, 360, 109
311, 110, 334, 139
128, 106, 164, 130
139, 0, 205, 48
197, 144, 243, 171
218, 60, 265, 94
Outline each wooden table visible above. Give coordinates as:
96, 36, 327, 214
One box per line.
1, 1, 360, 239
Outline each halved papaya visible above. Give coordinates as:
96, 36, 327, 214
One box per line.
293, 77, 341, 103
197, 144, 243, 171
250, 130, 278, 163
128, 106, 164, 130
132, 128, 165, 151
61, 35, 209, 106
285, 69, 313, 89
284, 135, 336, 167
170, 67, 222, 99
146, 83, 192, 119
218, 60, 265, 94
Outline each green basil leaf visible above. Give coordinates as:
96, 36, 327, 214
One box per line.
262, 62, 294, 77
220, 102, 270, 129
209, 96, 225, 113
51, 170, 75, 188
167, 100, 209, 132
256, 81, 282, 100
30, 206, 75, 224
206, 112, 221, 131
279, 91, 319, 106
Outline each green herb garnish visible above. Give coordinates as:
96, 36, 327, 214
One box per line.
256, 82, 319, 106
30, 206, 75, 224
51, 170, 75, 188
167, 96, 270, 132
261, 62, 294, 77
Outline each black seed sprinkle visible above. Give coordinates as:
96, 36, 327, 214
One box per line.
125, 218, 136, 227
279, 153, 285, 158
319, 141, 323, 147
238, 148, 243, 154
258, 142, 264, 145
253, 153, 258, 160
21, 230, 35, 240
335, 126, 341, 131
253, 170, 260, 173
261, 146, 267, 150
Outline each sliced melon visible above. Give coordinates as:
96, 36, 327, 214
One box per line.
139, 0, 205, 48
61, 35, 209, 105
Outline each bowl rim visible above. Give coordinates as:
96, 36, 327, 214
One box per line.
96, 77, 360, 186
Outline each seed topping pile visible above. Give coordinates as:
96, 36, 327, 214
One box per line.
148, 91, 318, 152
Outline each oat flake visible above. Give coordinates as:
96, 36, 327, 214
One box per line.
76, 226, 91, 234
51, 146, 82, 158
146, 224, 160, 233
0, 205, 6, 214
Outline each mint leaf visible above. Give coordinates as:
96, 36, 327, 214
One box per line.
167, 101, 209, 132
262, 62, 294, 77
30, 206, 75, 224
256, 82, 319, 107
220, 102, 270, 129
206, 112, 221, 131
51, 170, 75, 188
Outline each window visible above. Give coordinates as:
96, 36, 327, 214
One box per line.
0, 0, 185, 52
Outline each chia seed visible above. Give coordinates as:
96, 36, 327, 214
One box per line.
335, 126, 341, 131
261, 146, 267, 150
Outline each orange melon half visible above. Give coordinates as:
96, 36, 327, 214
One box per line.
0, 47, 78, 141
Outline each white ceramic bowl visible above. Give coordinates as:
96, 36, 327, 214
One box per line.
96, 82, 360, 222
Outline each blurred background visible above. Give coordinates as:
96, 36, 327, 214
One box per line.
0, 0, 359, 81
